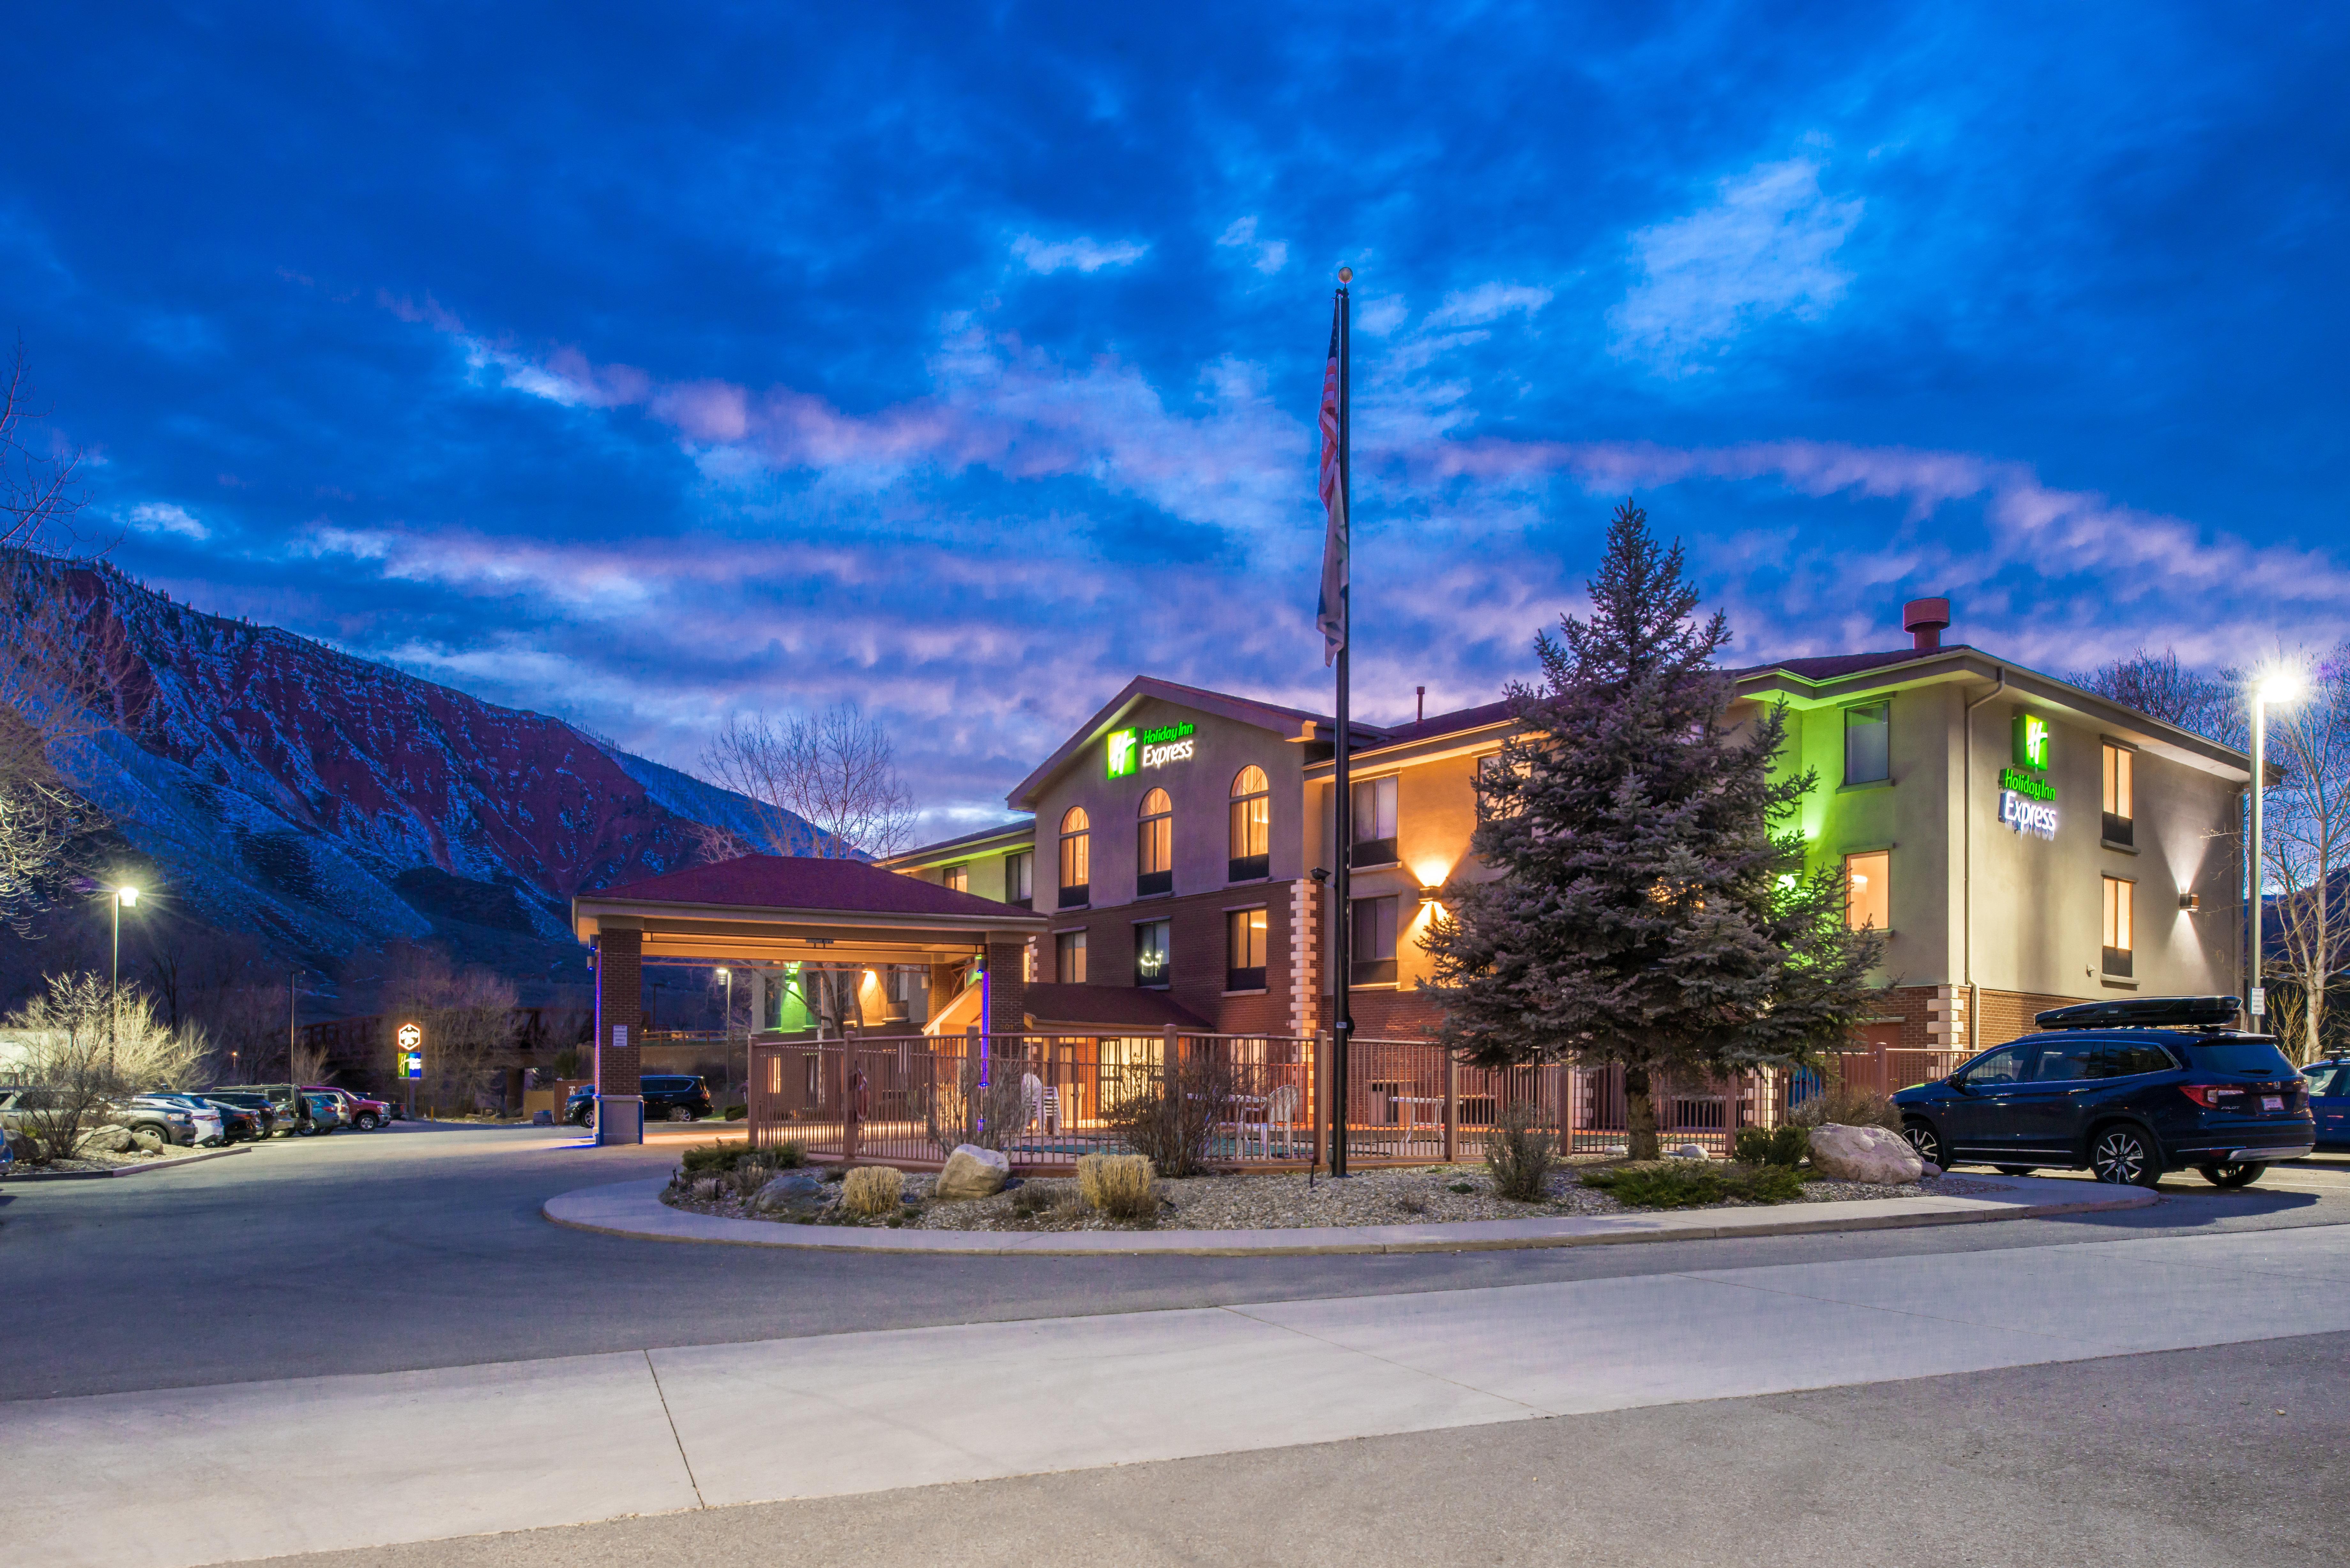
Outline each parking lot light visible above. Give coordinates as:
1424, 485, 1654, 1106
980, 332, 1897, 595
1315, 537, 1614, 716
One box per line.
2249, 671, 2302, 1027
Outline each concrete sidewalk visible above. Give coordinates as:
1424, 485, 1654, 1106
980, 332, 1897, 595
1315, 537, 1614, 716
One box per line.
14, 1223, 2350, 1568
544, 1172, 2159, 1254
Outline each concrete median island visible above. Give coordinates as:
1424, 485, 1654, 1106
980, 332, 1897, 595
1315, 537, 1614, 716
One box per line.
546, 1169, 2161, 1255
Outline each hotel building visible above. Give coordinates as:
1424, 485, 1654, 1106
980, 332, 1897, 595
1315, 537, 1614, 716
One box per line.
887, 600, 2255, 1057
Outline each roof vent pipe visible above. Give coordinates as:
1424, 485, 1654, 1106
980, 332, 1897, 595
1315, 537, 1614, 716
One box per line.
1416, 686, 1425, 723
1903, 597, 1952, 651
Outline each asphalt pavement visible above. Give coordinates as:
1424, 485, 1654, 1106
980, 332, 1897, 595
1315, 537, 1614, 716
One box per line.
6, 1121, 2350, 1401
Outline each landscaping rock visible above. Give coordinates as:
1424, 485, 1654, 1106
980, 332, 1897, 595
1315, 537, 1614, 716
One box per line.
84, 1125, 134, 1154
936, 1143, 1011, 1200
1807, 1122, 1924, 1184
530, 1109, 555, 1126
1669, 1144, 1709, 1160
752, 1171, 832, 1217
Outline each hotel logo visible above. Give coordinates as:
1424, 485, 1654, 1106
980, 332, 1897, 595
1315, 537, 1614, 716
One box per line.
1106, 728, 1139, 778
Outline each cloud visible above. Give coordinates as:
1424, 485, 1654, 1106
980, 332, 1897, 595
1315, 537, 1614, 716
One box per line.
1009, 234, 1151, 274
127, 501, 208, 539
1215, 216, 1288, 275
1610, 157, 1862, 374
1424, 282, 1551, 329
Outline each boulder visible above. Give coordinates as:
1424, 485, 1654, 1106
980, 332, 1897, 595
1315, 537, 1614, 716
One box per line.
1807, 1123, 1925, 1185
1668, 1144, 1709, 1160
936, 1143, 1011, 1201
751, 1171, 832, 1217
84, 1124, 134, 1154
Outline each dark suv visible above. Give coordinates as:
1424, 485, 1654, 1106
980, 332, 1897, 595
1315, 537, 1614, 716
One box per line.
565, 1075, 712, 1125
1895, 996, 2315, 1189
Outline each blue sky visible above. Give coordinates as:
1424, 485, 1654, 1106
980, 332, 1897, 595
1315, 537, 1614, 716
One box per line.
8, 3, 2346, 836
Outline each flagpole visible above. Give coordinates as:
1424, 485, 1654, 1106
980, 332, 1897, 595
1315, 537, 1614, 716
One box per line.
1331, 269, 1353, 1179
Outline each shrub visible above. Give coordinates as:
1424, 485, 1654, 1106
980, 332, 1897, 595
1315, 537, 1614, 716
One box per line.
1077, 1153, 1157, 1220
842, 1165, 904, 1216
1788, 1064, 1902, 1133
1581, 1161, 1807, 1209
723, 1104, 747, 1121
681, 1139, 805, 1176
1483, 1104, 1557, 1202
680, 1142, 743, 1174
1733, 1125, 1811, 1168
921, 1049, 1032, 1155
1102, 1046, 1233, 1178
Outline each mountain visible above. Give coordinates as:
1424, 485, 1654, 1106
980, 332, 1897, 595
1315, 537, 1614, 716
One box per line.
48, 561, 823, 988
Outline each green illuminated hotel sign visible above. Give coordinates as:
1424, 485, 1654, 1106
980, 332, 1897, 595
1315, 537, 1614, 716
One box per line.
1999, 711, 2058, 839
1107, 721, 1197, 778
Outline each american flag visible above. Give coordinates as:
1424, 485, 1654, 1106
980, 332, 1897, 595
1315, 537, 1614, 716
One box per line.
1315, 301, 1347, 666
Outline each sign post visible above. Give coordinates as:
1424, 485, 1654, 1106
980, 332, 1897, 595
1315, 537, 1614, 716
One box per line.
396, 1021, 422, 1121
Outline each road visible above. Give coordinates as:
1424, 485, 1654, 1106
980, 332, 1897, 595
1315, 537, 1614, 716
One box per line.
6, 1123, 2348, 1567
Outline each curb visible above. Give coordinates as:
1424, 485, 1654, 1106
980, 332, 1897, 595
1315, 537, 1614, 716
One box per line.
542, 1176, 2164, 1257
2, 1145, 251, 1182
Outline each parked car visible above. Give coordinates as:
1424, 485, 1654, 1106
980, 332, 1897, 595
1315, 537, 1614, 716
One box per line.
1896, 995, 2316, 1188
193, 1097, 266, 1142
134, 1093, 227, 1146
304, 1085, 390, 1130
2304, 1058, 2349, 1150
563, 1085, 596, 1127
643, 1074, 715, 1122
291, 1091, 346, 1135
200, 1090, 283, 1137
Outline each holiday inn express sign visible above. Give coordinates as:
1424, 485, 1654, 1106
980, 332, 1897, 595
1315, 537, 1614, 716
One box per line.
1998, 711, 2059, 840
1107, 722, 1197, 778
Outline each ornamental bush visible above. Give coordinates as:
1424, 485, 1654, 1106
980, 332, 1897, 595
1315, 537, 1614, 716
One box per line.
1077, 1153, 1157, 1220
842, 1165, 904, 1216
1483, 1104, 1558, 1202
1581, 1161, 1805, 1209
1733, 1125, 1811, 1167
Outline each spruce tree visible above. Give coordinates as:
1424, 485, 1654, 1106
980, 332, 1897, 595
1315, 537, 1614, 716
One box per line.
1420, 501, 1882, 1159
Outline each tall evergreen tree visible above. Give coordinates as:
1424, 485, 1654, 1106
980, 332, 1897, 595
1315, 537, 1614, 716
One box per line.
1420, 502, 1883, 1158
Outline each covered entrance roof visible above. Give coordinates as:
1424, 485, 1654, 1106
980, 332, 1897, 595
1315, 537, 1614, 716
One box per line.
571, 855, 1047, 967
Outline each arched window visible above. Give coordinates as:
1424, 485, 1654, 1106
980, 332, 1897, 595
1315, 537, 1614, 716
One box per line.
1228, 765, 1270, 881
1058, 806, 1090, 908
1136, 787, 1173, 897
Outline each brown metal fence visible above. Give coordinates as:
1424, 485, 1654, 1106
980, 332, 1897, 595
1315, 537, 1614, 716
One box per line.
745, 1029, 1965, 1171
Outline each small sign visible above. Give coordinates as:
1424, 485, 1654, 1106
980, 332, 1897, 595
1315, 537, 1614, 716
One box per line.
611, 1024, 629, 1049
2250, 987, 2266, 1016
400, 1049, 422, 1080
396, 1022, 421, 1050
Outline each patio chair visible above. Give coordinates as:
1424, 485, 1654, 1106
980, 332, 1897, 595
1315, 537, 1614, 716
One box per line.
1244, 1083, 1302, 1159
1020, 1073, 1045, 1138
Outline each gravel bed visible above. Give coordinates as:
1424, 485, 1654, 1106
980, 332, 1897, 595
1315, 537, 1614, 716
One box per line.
661, 1160, 1991, 1233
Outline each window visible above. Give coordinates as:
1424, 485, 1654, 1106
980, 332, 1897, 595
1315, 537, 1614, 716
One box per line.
1004, 851, 1033, 908
1844, 851, 1890, 932
942, 864, 968, 894
2028, 1043, 2098, 1082
1228, 765, 1270, 881
1350, 775, 1398, 866
1226, 907, 1268, 991
1136, 788, 1173, 897
2103, 875, 2134, 977
1134, 919, 1171, 987
1956, 1045, 2025, 1086
2102, 743, 2134, 848
1056, 930, 1088, 984
1058, 807, 1090, 908
1351, 895, 1398, 986
2096, 1042, 2178, 1078
1844, 703, 1890, 785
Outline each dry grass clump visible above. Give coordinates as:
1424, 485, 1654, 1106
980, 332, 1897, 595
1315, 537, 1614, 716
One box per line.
842, 1165, 905, 1216
1483, 1104, 1558, 1202
1077, 1153, 1157, 1220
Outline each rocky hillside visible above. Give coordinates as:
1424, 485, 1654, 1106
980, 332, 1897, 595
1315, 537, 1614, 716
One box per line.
54, 561, 821, 980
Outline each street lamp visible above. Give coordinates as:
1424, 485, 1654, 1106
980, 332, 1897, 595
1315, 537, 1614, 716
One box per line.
2249, 671, 2302, 1028
110, 885, 139, 1063
715, 966, 735, 1111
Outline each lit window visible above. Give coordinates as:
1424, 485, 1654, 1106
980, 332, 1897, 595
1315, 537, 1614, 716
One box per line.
1226, 907, 1267, 991
1350, 776, 1398, 866
942, 864, 968, 894
1351, 895, 1398, 986
1056, 929, 1088, 984
1137, 788, 1173, 897
1228, 765, 1270, 881
1844, 851, 1890, 932
1845, 703, 1890, 785
2102, 743, 2134, 848
1134, 919, 1171, 987
2103, 876, 2134, 977
1058, 807, 1090, 908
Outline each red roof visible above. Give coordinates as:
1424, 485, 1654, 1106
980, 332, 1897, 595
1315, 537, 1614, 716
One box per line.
579, 856, 1036, 922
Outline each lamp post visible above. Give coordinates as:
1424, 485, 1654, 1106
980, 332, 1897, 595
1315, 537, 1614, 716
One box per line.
715, 966, 736, 1112
2249, 672, 2301, 1029
110, 885, 139, 1065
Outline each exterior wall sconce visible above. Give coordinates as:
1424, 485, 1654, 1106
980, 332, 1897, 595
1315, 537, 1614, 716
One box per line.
2178, 893, 2200, 911
1415, 884, 1444, 907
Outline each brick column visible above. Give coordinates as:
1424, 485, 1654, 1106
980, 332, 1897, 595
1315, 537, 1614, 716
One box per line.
985, 938, 1027, 1036
594, 925, 645, 1098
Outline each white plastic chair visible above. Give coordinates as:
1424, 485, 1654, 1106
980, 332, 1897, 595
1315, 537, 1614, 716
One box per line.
1246, 1083, 1302, 1158
1020, 1073, 1045, 1139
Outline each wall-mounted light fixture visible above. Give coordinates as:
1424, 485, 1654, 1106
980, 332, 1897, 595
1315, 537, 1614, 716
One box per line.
2179, 893, 2200, 911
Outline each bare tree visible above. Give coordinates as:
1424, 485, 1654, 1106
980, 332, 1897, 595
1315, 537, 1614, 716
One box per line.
2263, 644, 2350, 1063
376, 942, 520, 1111
699, 701, 917, 860
2073, 648, 2242, 747
2, 972, 205, 1163
0, 350, 117, 934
